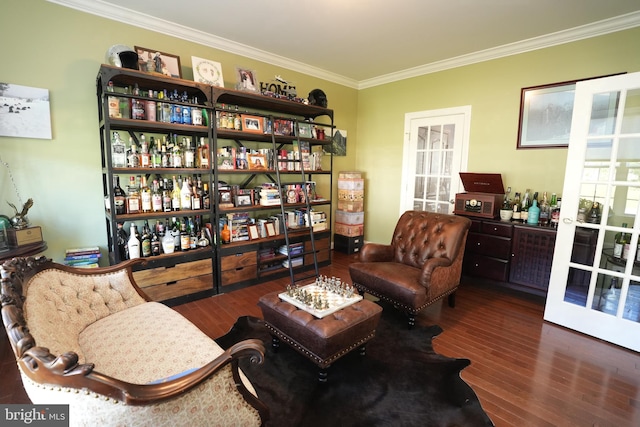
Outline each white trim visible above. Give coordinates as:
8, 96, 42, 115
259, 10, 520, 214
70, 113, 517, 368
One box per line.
48, 0, 640, 90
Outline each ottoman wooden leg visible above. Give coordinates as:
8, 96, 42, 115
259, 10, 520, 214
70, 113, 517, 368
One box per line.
271, 335, 280, 353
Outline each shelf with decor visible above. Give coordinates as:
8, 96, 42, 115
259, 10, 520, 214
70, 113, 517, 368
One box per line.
96, 64, 216, 305
211, 86, 334, 292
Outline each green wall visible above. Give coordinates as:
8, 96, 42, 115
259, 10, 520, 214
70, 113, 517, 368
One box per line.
1, 1, 639, 261
0, 0, 357, 263
357, 28, 640, 244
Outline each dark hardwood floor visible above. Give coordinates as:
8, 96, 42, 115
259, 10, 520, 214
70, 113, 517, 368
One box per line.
2, 251, 639, 426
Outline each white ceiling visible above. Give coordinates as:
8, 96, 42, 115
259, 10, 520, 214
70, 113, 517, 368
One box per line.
50, 0, 640, 89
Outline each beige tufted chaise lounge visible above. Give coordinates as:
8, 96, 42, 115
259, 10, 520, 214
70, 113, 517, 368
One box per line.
0, 256, 269, 426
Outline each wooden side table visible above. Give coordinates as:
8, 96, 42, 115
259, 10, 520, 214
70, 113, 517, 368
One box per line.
0, 241, 47, 263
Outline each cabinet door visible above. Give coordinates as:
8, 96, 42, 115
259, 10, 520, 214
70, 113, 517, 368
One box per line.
509, 226, 556, 291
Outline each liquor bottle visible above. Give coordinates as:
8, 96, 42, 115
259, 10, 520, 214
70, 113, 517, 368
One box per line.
189, 218, 197, 250
180, 176, 192, 210
126, 176, 141, 214
527, 199, 540, 225
180, 220, 190, 251
107, 81, 120, 118
521, 189, 530, 223
161, 143, 170, 168
197, 137, 210, 169
127, 223, 141, 259
181, 102, 192, 125
151, 179, 162, 212
139, 134, 150, 168
512, 192, 521, 221
539, 192, 550, 226
151, 229, 161, 256
550, 198, 561, 228
116, 221, 128, 260
113, 175, 126, 215
132, 99, 145, 120
192, 175, 202, 210
192, 102, 202, 126
140, 175, 152, 213
162, 178, 172, 212
161, 91, 172, 123
172, 217, 181, 250
197, 229, 210, 247
111, 132, 127, 168
221, 223, 231, 244
150, 138, 161, 168
614, 223, 629, 259
161, 222, 175, 254
128, 138, 140, 168
141, 220, 152, 257
171, 102, 182, 124
183, 137, 195, 168
171, 176, 181, 211
172, 136, 183, 168
202, 182, 210, 210
119, 94, 130, 119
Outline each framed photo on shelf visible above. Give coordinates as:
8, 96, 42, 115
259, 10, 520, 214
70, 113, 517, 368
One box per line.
236, 67, 259, 92
191, 56, 224, 87
135, 46, 182, 78
517, 73, 625, 149
297, 122, 312, 138
265, 222, 276, 237
248, 224, 259, 240
248, 153, 267, 170
241, 114, 264, 133
235, 194, 252, 207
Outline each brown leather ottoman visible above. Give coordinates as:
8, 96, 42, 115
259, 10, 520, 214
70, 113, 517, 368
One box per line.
258, 290, 382, 382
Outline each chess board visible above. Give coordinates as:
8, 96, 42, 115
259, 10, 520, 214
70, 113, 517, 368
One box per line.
279, 282, 363, 318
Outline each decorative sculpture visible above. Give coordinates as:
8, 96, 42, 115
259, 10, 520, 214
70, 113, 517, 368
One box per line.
7, 198, 33, 229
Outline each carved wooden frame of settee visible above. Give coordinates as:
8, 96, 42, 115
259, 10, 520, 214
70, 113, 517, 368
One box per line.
0, 256, 269, 425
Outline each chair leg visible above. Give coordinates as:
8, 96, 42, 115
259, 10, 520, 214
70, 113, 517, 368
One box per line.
448, 292, 456, 308
408, 314, 415, 329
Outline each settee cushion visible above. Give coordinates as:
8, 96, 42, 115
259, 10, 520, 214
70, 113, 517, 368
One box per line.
24, 267, 146, 362
79, 302, 225, 385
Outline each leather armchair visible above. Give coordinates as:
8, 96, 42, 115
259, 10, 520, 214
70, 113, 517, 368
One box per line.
349, 211, 471, 328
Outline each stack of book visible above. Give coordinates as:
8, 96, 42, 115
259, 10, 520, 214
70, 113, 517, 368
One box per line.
277, 242, 304, 256
226, 212, 251, 242
64, 247, 101, 268
259, 184, 281, 206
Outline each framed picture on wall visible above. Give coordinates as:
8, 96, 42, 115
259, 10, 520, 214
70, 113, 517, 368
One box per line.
517, 73, 626, 149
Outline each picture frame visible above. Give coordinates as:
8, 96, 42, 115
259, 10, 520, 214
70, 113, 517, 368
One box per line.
235, 194, 252, 207
297, 122, 312, 138
134, 46, 182, 79
241, 114, 264, 134
265, 222, 276, 237
517, 73, 625, 149
235, 67, 259, 93
191, 56, 224, 87
248, 224, 259, 240
248, 153, 267, 170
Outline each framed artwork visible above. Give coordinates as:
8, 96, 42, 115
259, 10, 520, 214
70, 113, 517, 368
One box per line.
517, 73, 625, 149
297, 122, 312, 138
235, 194, 252, 207
0, 83, 52, 139
325, 128, 347, 156
191, 56, 224, 87
248, 153, 267, 170
235, 67, 259, 92
135, 46, 182, 78
241, 114, 264, 133
248, 224, 259, 240
265, 222, 276, 237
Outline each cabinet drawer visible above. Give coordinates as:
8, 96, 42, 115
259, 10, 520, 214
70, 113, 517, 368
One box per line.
463, 253, 510, 282
221, 265, 257, 286
481, 221, 513, 238
133, 259, 212, 287
142, 274, 213, 301
221, 251, 257, 271
466, 233, 511, 259
304, 237, 331, 263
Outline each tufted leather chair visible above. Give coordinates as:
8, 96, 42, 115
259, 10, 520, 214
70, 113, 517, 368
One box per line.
349, 211, 471, 328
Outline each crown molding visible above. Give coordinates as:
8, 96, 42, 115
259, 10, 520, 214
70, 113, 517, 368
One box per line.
48, 1, 640, 90
357, 11, 640, 89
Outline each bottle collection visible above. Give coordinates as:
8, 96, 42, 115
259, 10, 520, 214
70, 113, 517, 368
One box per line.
502, 188, 561, 227
106, 81, 205, 126
111, 132, 210, 170
117, 216, 211, 260
112, 174, 210, 215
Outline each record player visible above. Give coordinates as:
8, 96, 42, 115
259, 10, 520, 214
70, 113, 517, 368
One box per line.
454, 173, 505, 219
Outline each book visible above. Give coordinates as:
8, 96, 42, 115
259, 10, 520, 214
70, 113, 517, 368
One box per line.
64, 253, 101, 261
65, 247, 100, 256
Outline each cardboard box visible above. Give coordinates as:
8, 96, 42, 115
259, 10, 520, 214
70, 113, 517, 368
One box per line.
334, 222, 364, 237
338, 178, 364, 191
338, 171, 362, 179
334, 234, 364, 254
338, 189, 364, 202
337, 200, 364, 212
7, 226, 43, 246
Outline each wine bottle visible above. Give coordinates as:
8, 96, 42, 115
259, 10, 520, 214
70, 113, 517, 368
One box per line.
614, 223, 629, 259
113, 175, 126, 215
126, 176, 141, 214
141, 220, 152, 257
116, 221, 128, 260
140, 176, 152, 213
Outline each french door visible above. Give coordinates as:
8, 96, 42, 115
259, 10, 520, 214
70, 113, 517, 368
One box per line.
544, 71, 640, 352
400, 106, 470, 214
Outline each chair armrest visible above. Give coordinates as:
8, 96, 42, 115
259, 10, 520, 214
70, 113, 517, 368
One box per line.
359, 243, 394, 262
419, 257, 454, 287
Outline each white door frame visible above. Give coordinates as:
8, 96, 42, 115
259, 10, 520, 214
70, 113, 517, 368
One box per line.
400, 106, 471, 215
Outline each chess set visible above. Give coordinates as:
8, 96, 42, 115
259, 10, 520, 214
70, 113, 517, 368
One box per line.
279, 275, 363, 318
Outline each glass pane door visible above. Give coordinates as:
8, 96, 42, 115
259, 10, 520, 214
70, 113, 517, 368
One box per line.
544, 72, 640, 352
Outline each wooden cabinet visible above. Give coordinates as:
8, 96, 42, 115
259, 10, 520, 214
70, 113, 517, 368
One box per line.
462, 217, 582, 296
